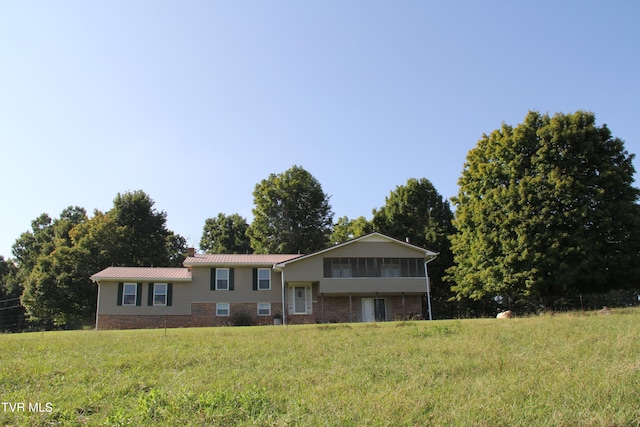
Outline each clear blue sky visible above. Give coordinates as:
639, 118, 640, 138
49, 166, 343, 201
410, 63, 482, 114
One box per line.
1, 1, 639, 258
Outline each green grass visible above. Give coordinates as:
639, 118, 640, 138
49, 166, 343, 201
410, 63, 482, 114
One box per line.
1, 309, 639, 426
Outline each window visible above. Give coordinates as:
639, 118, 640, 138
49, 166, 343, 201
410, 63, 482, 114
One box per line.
332, 262, 352, 278
258, 268, 271, 290
123, 283, 137, 306
257, 303, 271, 316
216, 303, 230, 316
216, 269, 229, 290
323, 258, 426, 278
153, 283, 167, 306
381, 259, 401, 277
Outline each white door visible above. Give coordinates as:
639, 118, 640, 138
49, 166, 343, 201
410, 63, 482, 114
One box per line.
294, 286, 306, 314
362, 298, 386, 322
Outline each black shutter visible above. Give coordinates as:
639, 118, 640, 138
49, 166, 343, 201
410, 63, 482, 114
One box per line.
167, 283, 173, 306
136, 283, 143, 306
210, 268, 216, 290
229, 269, 235, 291
148, 283, 154, 306
252, 268, 258, 291
117, 282, 123, 306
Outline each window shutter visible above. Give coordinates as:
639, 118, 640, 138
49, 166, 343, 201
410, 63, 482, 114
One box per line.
167, 283, 173, 306
210, 268, 216, 291
229, 268, 235, 291
147, 283, 154, 306
252, 268, 258, 291
136, 283, 143, 306
117, 282, 123, 306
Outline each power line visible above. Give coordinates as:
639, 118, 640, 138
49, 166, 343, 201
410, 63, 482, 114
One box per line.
0, 297, 21, 304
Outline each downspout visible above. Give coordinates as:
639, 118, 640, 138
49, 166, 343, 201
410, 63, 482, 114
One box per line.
424, 257, 436, 321
281, 269, 286, 326
94, 280, 101, 330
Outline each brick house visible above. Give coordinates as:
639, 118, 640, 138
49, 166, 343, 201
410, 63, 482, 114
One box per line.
90, 233, 437, 329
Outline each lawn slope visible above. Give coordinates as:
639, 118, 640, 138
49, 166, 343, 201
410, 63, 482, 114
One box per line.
1, 309, 639, 426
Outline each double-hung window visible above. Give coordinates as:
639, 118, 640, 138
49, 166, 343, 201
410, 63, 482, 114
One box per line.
122, 283, 137, 306
257, 303, 271, 316
216, 269, 229, 290
153, 283, 167, 306
216, 303, 230, 316
257, 268, 271, 290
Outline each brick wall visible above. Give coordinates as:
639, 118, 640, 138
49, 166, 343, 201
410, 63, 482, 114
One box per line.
97, 302, 285, 330
97, 295, 424, 329
388, 295, 423, 320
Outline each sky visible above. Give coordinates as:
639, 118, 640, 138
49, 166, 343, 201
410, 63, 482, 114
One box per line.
1, 1, 639, 258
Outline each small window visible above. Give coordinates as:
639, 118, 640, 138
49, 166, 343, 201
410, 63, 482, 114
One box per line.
216, 269, 229, 290
257, 303, 271, 316
216, 303, 230, 316
123, 283, 137, 306
154, 283, 167, 306
258, 268, 271, 290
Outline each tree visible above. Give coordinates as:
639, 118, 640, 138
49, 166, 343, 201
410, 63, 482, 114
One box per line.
371, 178, 456, 317
448, 111, 640, 309
17, 191, 187, 329
248, 165, 334, 254
331, 216, 374, 245
200, 213, 251, 254
21, 245, 96, 327
0, 256, 25, 331
111, 190, 184, 266
11, 213, 55, 270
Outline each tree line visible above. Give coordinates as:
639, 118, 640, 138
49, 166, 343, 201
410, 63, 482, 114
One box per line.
1, 110, 639, 330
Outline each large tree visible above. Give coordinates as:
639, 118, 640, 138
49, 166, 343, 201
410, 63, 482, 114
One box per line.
448, 111, 640, 309
0, 256, 25, 331
331, 216, 374, 245
372, 178, 456, 317
248, 165, 334, 254
18, 191, 187, 328
200, 213, 251, 254
111, 190, 178, 266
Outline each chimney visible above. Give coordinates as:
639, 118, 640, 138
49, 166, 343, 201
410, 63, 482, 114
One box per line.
187, 247, 195, 257
405, 237, 410, 244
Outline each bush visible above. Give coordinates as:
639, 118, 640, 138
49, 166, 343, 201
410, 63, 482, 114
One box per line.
229, 309, 253, 326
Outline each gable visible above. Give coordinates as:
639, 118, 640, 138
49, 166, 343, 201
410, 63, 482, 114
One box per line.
275, 232, 437, 270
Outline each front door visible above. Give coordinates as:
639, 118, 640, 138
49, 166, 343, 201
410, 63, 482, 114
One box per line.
294, 286, 306, 314
362, 298, 386, 322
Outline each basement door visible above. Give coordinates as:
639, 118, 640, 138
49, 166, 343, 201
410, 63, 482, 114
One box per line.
362, 298, 386, 322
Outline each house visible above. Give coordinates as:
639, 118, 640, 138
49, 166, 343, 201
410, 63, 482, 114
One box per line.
90, 233, 438, 329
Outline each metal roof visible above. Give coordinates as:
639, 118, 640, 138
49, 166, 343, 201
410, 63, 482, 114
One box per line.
90, 267, 192, 282
183, 253, 301, 266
